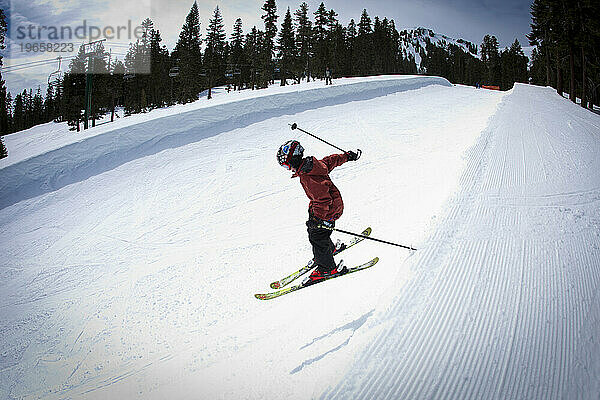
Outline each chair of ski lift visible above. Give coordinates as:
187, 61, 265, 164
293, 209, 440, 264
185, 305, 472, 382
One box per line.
225, 70, 234, 79
169, 66, 180, 77
48, 71, 64, 88
47, 57, 63, 88
124, 69, 135, 81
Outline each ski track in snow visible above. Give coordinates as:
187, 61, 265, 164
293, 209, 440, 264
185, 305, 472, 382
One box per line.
323, 84, 600, 400
1, 77, 599, 399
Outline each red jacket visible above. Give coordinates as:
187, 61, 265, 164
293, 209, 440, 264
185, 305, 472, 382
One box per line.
293, 153, 349, 221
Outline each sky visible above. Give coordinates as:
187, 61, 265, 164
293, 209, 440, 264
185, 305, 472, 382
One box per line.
1, 0, 534, 96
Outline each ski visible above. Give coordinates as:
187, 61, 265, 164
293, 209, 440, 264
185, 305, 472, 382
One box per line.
269, 227, 372, 289
255, 257, 379, 300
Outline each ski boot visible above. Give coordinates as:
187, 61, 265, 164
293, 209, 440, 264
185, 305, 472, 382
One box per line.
303, 260, 346, 286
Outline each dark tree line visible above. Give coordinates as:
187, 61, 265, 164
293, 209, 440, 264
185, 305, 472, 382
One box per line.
528, 0, 600, 108
1, 1, 422, 138
421, 32, 528, 90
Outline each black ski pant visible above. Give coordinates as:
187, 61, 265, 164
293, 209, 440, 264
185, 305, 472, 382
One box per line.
307, 222, 336, 272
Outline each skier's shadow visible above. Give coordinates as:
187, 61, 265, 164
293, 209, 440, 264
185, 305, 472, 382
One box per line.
290, 309, 374, 374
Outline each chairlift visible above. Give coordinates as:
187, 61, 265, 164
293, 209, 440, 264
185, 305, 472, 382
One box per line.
124, 68, 135, 80
199, 69, 207, 77
169, 66, 180, 77
47, 57, 63, 88
234, 68, 241, 76
225, 70, 234, 78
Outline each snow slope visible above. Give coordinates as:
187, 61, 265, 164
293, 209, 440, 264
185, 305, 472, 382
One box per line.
0, 75, 447, 210
323, 84, 600, 399
1, 77, 599, 399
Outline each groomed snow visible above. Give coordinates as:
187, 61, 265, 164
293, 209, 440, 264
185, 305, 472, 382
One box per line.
1, 77, 599, 399
0, 75, 448, 209
324, 84, 600, 399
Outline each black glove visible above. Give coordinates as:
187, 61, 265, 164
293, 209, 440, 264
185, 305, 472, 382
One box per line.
306, 215, 334, 230
346, 150, 361, 161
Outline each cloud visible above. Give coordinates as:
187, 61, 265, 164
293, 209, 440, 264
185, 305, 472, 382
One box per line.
414, 0, 532, 47
3, 66, 52, 95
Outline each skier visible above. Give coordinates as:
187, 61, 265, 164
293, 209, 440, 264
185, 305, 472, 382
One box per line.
276, 139, 360, 284
325, 67, 332, 85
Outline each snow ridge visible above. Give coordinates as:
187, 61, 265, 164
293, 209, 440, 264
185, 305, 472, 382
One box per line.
0, 76, 450, 210
399, 27, 479, 71
322, 84, 600, 399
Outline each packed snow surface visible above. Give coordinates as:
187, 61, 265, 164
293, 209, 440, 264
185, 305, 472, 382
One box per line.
0, 76, 450, 210
1, 76, 600, 400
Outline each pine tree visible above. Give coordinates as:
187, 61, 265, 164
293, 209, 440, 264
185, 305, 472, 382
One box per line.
500, 39, 528, 90
205, 6, 227, 99
261, 0, 278, 86
89, 42, 111, 124
326, 10, 345, 78
254, 29, 268, 88
388, 19, 407, 73
32, 87, 44, 126
62, 45, 87, 130
312, 2, 329, 78
139, 18, 153, 73
148, 27, 170, 108
372, 17, 386, 74
124, 42, 143, 114
278, 7, 296, 86
112, 18, 152, 116
481, 35, 501, 85
245, 27, 262, 89
294, 3, 313, 81
44, 85, 55, 123
229, 18, 246, 90
528, 0, 553, 86
356, 9, 373, 76
12, 93, 25, 132
53, 81, 64, 123
173, 1, 203, 103
346, 19, 357, 76
26, 89, 34, 129
5, 92, 13, 130
130, 18, 154, 112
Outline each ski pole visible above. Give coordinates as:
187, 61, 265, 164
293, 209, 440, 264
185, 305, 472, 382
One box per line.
289, 123, 361, 158
320, 225, 417, 251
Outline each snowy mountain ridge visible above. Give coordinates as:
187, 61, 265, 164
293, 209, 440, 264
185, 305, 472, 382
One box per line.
398, 27, 479, 70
